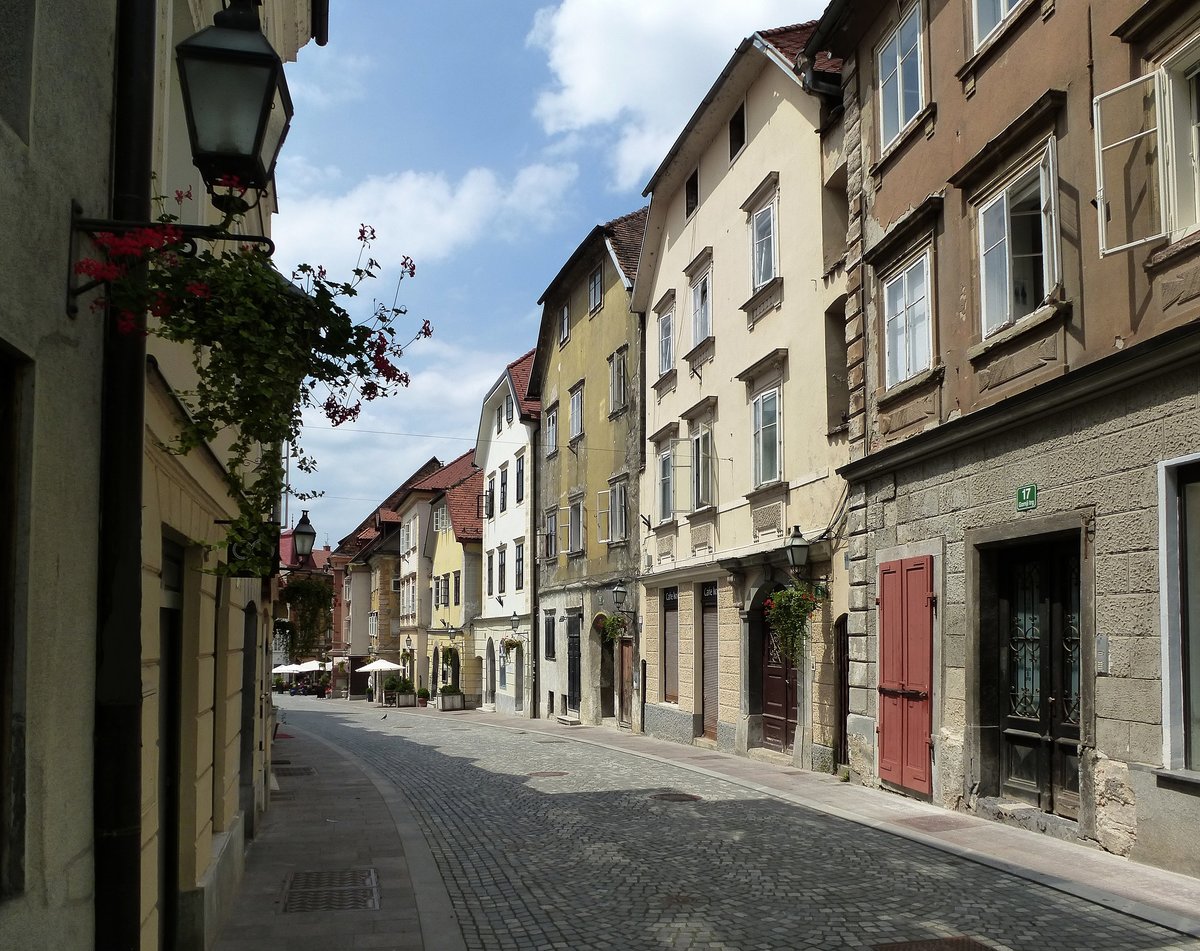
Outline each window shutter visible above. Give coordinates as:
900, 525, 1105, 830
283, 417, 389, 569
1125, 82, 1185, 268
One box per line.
1040, 137, 1062, 292
671, 437, 692, 514
1093, 72, 1166, 255
878, 559, 904, 786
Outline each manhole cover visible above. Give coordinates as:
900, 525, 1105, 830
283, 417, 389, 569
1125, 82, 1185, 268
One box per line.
651, 792, 702, 802
282, 867, 380, 914
873, 940, 994, 950
527, 771, 568, 777
273, 766, 316, 777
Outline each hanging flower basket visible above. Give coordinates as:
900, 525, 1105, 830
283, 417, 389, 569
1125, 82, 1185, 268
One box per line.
601, 613, 629, 643
501, 638, 521, 655
763, 580, 829, 665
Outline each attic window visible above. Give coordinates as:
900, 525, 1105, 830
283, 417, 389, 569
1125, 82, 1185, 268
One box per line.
685, 169, 699, 218
505, 392, 514, 422
729, 103, 746, 160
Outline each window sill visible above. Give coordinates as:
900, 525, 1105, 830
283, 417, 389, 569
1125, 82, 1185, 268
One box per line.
685, 505, 717, 522
876, 364, 944, 410
956, 0, 1045, 95
744, 480, 787, 504
653, 367, 678, 395
741, 276, 784, 327
608, 404, 628, 421
606, 538, 629, 549
1143, 228, 1200, 275
655, 518, 679, 531
1152, 767, 1200, 792
546, 449, 559, 460
967, 299, 1070, 364
683, 335, 716, 366
567, 548, 585, 559
870, 102, 937, 181
569, 434, 584, 448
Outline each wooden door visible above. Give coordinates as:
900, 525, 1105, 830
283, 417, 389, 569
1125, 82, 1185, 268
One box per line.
762, 625, 798, 753
878, 556, 934, 796
567, 615, 581, 712
701, 582, 718, 740
619, 638, 633, 727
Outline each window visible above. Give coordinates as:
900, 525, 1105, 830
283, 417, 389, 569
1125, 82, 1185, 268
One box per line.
752, 388, 780, 487
498, 548, 507, 594
729, 102, 746, 159
599, 483, 628, 543
392, 576, 401, 592
974, 0, 1019, 48
505, 392, 514, 423
487, 551, 494, 596
685, 169, 699, 217
515, 542, 524, 590
545, 407, 558, 456
692, 425, 713, 508
500, 466, 508, 512
569, 385, 583, 440
884, 252, 932, 388
608, 349, 627, 412
568, 501, 584, 553
1162, 458, 1200, 769
516, 455, 525, 503
500, 653, 507, 689
878, 4, 923, 149
495, 404, 503, 434
487, 476, 496, 518
658, 448, 674, 523
978, 139, 1060, 336
544, 612, 557, 659
1094, 34, 1200, 254
589, 264, 603, 312
453, 570, 461, 606
691, 270, 711, 343
751, 202, 776, 290
433, 505, 449, 533
559, 302, 569, 344
658, 311, 674, 375
545, 511, 558, 558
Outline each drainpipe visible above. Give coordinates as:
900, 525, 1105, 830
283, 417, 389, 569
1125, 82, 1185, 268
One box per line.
529, 423, 539, 718
94, 1, 154, 947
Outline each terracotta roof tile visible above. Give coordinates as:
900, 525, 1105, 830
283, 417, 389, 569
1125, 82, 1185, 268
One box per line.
335, 456, 442, 553
604, 206, 648, 285
760, 21, 841, 74
506, 348, 539, 420
445, 469, 484, 542
412, 447, 478, 491
378, 510, 402, 522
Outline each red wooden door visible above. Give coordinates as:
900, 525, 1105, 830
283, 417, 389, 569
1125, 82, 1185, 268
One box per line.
878, 556, 933, 796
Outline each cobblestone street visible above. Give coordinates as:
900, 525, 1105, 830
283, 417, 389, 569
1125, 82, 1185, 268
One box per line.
275, 701, 1200, 951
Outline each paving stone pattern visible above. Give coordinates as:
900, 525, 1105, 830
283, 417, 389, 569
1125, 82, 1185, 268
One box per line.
293, 710, 1198, 951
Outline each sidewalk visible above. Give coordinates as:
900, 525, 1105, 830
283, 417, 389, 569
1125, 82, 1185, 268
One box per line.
216, 698, 1200, 949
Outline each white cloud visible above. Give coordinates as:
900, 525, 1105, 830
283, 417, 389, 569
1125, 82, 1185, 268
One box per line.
527, 0, 826, 190
271, 162, 578, 287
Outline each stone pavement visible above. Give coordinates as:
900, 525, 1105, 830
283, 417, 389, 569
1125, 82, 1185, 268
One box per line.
216, 696, 1200, 950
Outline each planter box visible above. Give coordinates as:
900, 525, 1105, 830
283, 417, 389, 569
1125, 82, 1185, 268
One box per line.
436, 693, 464, 711
396, 693, 416, 707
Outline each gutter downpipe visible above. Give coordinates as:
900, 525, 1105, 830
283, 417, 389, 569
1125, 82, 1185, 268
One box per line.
94, 1, 154, 947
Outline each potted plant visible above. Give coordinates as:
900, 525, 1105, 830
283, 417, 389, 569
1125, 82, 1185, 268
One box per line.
501, 637, 521, 656
273, 676, 285, 693
383, 674, 400, 706
416, 687, 430, 707
436, 684, 464, 711
395, 677, 416, 707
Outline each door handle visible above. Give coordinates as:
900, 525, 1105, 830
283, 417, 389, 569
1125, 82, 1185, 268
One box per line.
877, 686, 928, 700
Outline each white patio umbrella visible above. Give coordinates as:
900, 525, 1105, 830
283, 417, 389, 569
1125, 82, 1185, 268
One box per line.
271, 664, 298, 674
294, 659, 325, 673
357, 659, 403, 673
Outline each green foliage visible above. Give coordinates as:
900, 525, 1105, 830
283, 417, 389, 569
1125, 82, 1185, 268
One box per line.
417, 687, 430, 700
384, 674, 400, 692
77, 197, 429, 576
601, 613, 629, 642
398, 677, 414, 694
439, 684, 461, 696
280, 576, 333, 660
762, 581, 829, 665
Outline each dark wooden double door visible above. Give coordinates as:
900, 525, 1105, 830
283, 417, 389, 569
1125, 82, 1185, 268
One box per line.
998, 541, 1081, 818
763, 597, 798, 753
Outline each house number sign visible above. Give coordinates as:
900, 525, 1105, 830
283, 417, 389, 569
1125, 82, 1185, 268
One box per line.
1016, 483, 1038, 512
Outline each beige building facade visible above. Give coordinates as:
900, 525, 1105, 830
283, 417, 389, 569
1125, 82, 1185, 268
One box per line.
632, 25, 850, 765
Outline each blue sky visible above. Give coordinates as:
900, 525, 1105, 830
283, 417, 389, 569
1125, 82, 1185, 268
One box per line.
272, 0, 826, 549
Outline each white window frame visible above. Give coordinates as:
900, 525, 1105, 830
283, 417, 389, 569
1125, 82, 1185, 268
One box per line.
691, 269, 712, 344
391, 576, 401, 592
499, 465, 508, 512
883, 251, 932, 389
1094, 34, 1200, 255
545, 407, 558, 456
515, 542, 524, 590
608, 349, 627, 412
559, 302, 569, 344
978, 137, 1061, 337
878, 3, 924, 150
973, 0, 1019, 49
486, 476, 495, 519
658, 448, 674, 523
568, 500, 584, 553
658, 311, 674, 375
588, 264, 603, 312
691, 425, 713, 509
752, 387, 781, 488
569, 385, 583, 440
751, 201, 777, 290
611, 481, 627, 542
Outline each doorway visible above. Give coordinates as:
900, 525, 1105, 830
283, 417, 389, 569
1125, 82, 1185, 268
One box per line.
159, 540, 184, 948
700, 582, 718, 740
762, 584, 798, 753
600, 635, 615, 719
619, 638, 633, 727
834, 614, 849, 767
567, 615, 581, 712
486, 639, 496, 705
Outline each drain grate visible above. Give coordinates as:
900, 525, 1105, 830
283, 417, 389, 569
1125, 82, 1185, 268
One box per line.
527, 771, 568, 777
273, 766, 316, 777
651, 792, 702, 802
282, 867, 380, 913
873, 940, 994, 951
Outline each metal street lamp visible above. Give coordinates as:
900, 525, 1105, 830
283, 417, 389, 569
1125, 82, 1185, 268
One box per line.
784, 525, 810, 571
292, 510, 316, 561
175, 0, 294, 204
510, 611, 520, 633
